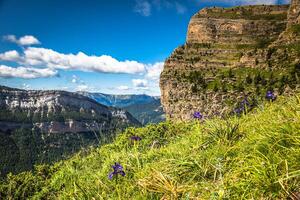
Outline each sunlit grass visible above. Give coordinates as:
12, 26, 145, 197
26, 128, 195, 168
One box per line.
1, 94, 299, 199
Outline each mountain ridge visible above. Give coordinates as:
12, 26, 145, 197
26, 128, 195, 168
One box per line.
0, 85, 140, 177
78, 91, 165, 124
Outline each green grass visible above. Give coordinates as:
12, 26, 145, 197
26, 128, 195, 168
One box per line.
1, 94, 300, 199
289, 24, 300, 36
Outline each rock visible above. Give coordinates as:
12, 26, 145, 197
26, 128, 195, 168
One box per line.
160, 3, 300, 121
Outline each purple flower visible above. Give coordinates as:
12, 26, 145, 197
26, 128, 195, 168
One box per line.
130, 136, 142, 141
266, 91, 276, 101
193, 112, 203, 119
234, 98, 250, 115
108, 163, 126, 180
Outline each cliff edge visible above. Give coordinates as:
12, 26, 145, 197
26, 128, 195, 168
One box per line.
160, 1, 300, 120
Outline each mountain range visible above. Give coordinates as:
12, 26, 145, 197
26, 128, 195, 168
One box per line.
0, 85, 140, 177
78, 92, 165, 125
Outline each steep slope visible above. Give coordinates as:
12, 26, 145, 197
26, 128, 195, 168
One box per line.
123, 98, 165, 124
160, 3, 300, 120
0, 85, 140, 177
1, 93, 299, 199
78, 92, 165, 124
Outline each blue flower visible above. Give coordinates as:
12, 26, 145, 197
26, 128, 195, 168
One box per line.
266, 91, 276, 101
108, 163, 126, 180
193, 112, 203, 119
130, 136, 142, 141
234, 98, 250, 115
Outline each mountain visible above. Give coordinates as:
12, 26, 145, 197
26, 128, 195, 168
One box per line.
0, 85, 140, 177
78, 92, 165, 125
78, 92, 157, 107
160, 2, 300, 120
123, 98, 165, 125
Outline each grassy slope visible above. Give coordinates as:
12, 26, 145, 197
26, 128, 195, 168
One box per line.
1, 95, 300, 199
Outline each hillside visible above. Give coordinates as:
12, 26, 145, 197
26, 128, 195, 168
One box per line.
0, 93, 299, 199
160, 2, 300, 120
0, 86, 140, 177
123, 98, 165, 125
78, 92, 165, 124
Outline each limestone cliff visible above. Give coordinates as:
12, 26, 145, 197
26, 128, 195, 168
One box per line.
160, 2, 300, 121
0, 85, 140, 176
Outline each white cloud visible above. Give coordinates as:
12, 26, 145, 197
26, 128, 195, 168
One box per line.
0, 65, 57, 79
132, 79, 148, 88
134, 0, 152, 16
21, 83, 31, 90
3, 35, 40, 46
0, 50, 21, 61
145, 62, 164, 80
175, 2, 187, 14
0, 47, 146, 74
20, 47, 145, 74
116, 85, 130, 90
71, 75, 80, 83
76, 84, 89, 91
149, 0, 187, 14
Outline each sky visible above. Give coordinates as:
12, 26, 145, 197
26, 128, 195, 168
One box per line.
0, 0, 290, 95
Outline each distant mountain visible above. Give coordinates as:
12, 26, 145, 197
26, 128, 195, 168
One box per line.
0, 85, 140, 177
78, 92, 165, 125
78, 92, 158, 107
123, 99, 165, 125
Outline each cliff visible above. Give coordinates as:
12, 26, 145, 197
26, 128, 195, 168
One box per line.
0, 85, 140, 176
160, 2, 300, 120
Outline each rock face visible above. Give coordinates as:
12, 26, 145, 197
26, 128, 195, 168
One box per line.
160, 3, 300, 121
288, 0, 300, 26
0, 85, 139, 133
0, 85, 140, 176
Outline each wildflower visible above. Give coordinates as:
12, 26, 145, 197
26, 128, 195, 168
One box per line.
265, 91, 276, 101
108, 162, 125, 180
193, 111, 203, 119
234, 98, 250, 115
130, 136, 142, 141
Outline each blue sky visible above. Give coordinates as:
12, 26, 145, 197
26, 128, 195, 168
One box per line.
0, 0, 290, 95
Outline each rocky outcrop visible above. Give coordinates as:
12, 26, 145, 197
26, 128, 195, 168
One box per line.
0, 85, 140, 133
0, 85, 140, 177
160, 3, 300, 121
288, 0, 300, 26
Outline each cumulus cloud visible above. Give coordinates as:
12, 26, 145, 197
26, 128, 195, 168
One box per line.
76, 84, 89, 91
0, 50, 21, 61
3, 35, 40, 46
145, 62, 164, 80
132, 79, 148, 88
71, 75, 82, 84
175, 2, 187, 14
148, 0, 187, 14
24, 47, 146, 74
0, 47, 146, 74
116, 85, 130, 90
134, 0, 152, 16
0, 65, 58, 79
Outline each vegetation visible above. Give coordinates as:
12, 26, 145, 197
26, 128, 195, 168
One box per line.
289, 24, 300, 36
198, 6, 287, 21
1, 94, 299, 199
124, 99, 165, 125
0, 126, 118, 178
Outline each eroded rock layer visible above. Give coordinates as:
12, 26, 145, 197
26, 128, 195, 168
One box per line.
160, 2, 300, 121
